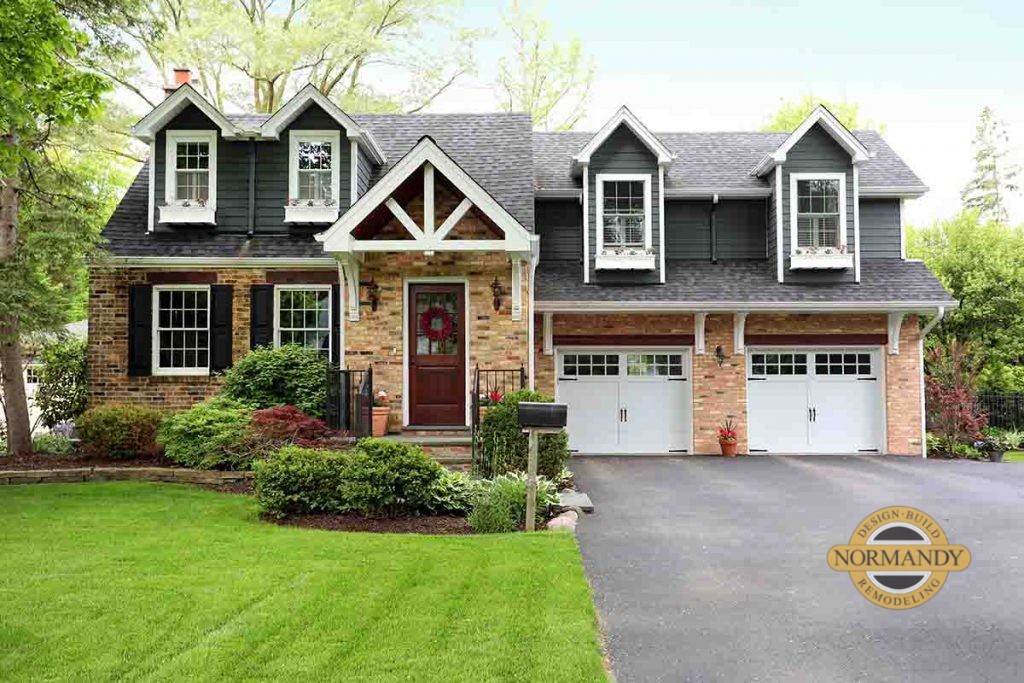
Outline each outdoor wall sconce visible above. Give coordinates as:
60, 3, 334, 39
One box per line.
715, 345, 727, 367
490, 277, 505, 312
360, 278, 380, 312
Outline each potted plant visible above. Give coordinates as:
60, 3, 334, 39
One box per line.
717, 417, 738, 457
975, 430, 1018, 463
372, 390, 390, 437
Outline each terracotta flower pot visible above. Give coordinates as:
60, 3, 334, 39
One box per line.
371, 406, 390, 437
719, 439, 738, 457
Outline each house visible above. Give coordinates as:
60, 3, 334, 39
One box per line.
90, 70, 955, 456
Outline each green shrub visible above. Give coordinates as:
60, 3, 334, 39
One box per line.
468, 472, 557, 533
77, 405, 164, 459
253, 446, 352, 517
221, 345, 329, 418
34, 337, 87, 428
424, 470, 484, 515
341, 438, 446, 517
32, 433, 74, 456
478, 389, 570, 479
157, 397, 254, 469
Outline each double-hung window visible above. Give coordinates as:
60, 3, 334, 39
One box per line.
153, 286, 210, 375
274, 286, 331, 356
161, 131, 217, 224
595, 173, 654, 270
789, 172, 851, 269
286, 131, 341, 223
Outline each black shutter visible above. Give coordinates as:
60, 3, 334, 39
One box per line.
331, 283, 341, 365
127, 284, 153, 376
210, 285, 233, 372
250, 284, 275, 350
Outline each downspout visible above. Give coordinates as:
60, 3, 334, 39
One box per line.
710, 193, 719, 264
528, 236, 540, 391
247, 138, 256, 238
920, 306, 946, 337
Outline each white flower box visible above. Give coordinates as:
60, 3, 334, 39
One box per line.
790, 252, 854, 270
159, 204, 216, 225
284, 204, 339, 224
595, 250, 657, 271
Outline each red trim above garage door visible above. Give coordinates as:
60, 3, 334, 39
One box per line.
745, 334, 888, 346
553, 334, 695, 346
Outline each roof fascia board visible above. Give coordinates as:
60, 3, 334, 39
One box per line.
572, 106, 674, 169
106, 256, 338, 268
316, 136, 531, 252
751, 105, 872, 177
859, 186, 930, 198
536, 187, 775, 200
533, 300, 959, 314
131, 85, 238, 142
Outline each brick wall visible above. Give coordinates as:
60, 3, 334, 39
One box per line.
885, 315, 923, 455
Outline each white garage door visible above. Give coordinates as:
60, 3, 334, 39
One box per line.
556, 350, 691, 455
747, 349, 884, 454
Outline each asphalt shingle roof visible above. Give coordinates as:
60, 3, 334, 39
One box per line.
535, 259, 955, 306
532, 129, 925, 192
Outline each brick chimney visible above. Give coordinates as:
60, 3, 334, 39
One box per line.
164, 68, 192, 98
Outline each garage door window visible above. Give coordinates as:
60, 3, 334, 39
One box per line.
562, 353, 620, 377
815, 352, 872, 376
627, 353, 683, 377
750, 352, 808, 376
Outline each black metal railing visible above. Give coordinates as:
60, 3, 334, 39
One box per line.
471, 365, 527, 469
978, 393, 1024, 429
326, 366, 373, 437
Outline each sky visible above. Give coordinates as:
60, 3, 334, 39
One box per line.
425, 0, 1024, 226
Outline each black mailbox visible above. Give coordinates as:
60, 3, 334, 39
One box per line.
518, 402, 567, 430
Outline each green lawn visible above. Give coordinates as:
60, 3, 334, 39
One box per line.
1004, 451, 1024, 462
0, 482, 606, 682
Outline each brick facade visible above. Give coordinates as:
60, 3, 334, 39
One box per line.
533, 311, 924, 456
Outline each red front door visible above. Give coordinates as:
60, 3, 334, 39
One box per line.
408, 283, 466, 426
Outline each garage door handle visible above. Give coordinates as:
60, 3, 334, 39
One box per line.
558, 377, 577, 381
857, 377, 878, 381
812, 408, 817, 422
748, 377, 767, 381
668, 377, 688, 382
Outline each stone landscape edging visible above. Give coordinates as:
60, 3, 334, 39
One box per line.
0, 467, 252, 486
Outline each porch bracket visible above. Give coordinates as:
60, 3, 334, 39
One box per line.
695, 312, 707, 355
542, 313, 553, 355
511, 256, 523, 321
337, 256, 360, 321
733, 312, 748, 355
887, 312, 905, 355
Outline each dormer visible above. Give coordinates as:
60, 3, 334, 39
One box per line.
752, 105, 872, 282
573, 106, 674, 283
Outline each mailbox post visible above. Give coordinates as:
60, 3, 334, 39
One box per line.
517, 402, 568, 532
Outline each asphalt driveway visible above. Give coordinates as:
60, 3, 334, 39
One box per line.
572, 455, 1024, 682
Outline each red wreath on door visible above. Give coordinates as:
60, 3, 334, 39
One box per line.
419, 306, 454, 342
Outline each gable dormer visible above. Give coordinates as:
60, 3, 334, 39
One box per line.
573, 107, 673, 284
753, 105, 871, 283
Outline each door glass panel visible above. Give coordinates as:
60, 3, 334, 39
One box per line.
815, 352, 872, 376
415, 292, 459, 355
561, 353, 619, 377
627, 353, 684, 377
749, 352, 807, 376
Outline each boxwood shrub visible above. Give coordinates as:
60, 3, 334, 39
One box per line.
341, 438, 446, 517
77, 405, 164, 459
157, 397, 254, 470
221, 345, 329, 418
477, 389, 570, 479
253, 446, 353, 517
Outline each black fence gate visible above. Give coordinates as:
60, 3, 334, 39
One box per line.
470, 365, 527, 469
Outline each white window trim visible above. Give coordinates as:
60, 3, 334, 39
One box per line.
272, 284, 333, 358
789, 172, 851, 270
595, 173, 654, 270
162, 130, 217, 224
286, 130, 341, 224
151, 284, 211, 377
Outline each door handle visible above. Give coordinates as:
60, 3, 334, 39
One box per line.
624, 408, 628, 422
812, 408, 817, 422
808, 407, 812, 422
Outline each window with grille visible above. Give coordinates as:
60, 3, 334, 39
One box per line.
561, 353, 620, 377
173, 141, 210, 203
297, 141, 333, 202
276, 287, 331, 355
815, 352, 872, 376
600, 179, 647, 248
750, 352, 808, 376
25, 365, 41, 385
627, 353, 683, 377
154, 287, 209, 373
796, 178, 841, 248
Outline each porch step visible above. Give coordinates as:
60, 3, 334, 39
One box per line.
386, 433, 472, 447
383, 431, 474, 466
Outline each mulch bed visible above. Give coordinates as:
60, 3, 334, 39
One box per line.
271, 513, 474, 535
0, 453, 177, 471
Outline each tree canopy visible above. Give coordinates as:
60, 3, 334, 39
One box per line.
961, 106, 1020, 223
760, 96, 882, 133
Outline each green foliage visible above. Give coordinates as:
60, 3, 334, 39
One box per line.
221, 345, 329, 418
468, 472, 557, 533
760, 95, 883, 133
77, 405, 164, 459
252, 446, 353, 517
32, 433, 74, 456
982, 426, 1024, 451
424, 470, 484, 515
478, 389, 570, 479
157, 397, 254, 470
34, 337, 88, 428
341, 438, 446, 517
961, 106, 1020, 223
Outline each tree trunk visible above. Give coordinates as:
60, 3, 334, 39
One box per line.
0, 177, 17, 261
0, 317, 32, 456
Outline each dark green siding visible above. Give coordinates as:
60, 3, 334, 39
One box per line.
356, 147, 373, 198
587, 124, 660, 283
766, 171, 778, 274
780, 123, 856, 283
664, 199, 766, 260
860, 199, 902, 258
536, 199, 582, 262
665, 201, 711, 260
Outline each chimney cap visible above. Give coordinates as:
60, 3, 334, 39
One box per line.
172, 68, 192, 86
